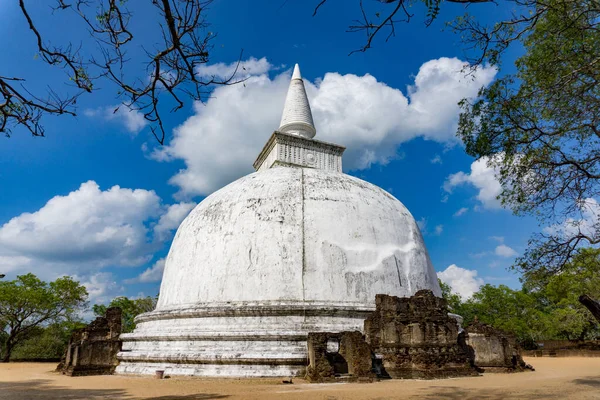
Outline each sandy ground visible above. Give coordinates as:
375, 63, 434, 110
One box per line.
1, 358, 599, 400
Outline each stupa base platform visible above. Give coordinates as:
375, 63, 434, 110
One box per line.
116, 301, 374, 377
116, 360, 305, 377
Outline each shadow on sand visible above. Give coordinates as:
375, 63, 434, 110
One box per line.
408, 386, 564, 400
142, 396, 229, 400
0, 379, 128, 400
572, 376, 600, 388
0, 379, 230, 400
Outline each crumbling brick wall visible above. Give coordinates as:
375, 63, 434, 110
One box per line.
364, 290, 478, 379
306, 331, 374, 382
57, 307, 122, 376
464, 319, 529, 372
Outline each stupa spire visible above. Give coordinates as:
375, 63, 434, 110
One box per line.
278, 64, 316, 139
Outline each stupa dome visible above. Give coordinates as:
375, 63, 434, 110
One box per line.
116, 64, 440, 377
158, 167, 438, 309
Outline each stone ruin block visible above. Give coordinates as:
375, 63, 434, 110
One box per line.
306, 331, 375, 382
57, 307, 122, 376
364, 290, 478, 379
464, 319, 531, 372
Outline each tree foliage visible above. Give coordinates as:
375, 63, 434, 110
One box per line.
93, 295, 156, 333
526, 248, 600, 334
0, 273, 88, 362
440, 248, 600, 345
457, 0, 600, 274
438, 279, 463, 312
9, 320, 86, 361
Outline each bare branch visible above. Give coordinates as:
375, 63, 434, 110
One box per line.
2, 0, 244, 142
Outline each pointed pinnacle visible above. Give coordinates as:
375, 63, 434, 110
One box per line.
292, 64, 302, 80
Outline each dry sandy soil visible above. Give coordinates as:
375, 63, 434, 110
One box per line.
1, 358, 599, 400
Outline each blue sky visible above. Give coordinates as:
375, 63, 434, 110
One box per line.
0, 1, 539, 305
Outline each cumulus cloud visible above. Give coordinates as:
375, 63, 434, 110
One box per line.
438, 264, 484, 300
125, 258, 165, 284
0, 181, 188, 280
84, 104, 148, 134
454, 207, 468, 217
434, 225, 444, 235
154, 202, 196, 241
489, 236, 505, 243
543, 198, 600, 241
75, 272, 124, 306
196, 57, 273, 80
495, 244, 518, 258
152, 57, 496, 198
444, 156, 503, 209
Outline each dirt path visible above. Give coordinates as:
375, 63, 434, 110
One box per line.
1, 358, 599, 399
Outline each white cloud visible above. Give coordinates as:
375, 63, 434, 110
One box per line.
85, 104, 148, 134
0, 181, 185, 281
417, 218, 444, 236
154, 202, 196, 240
489, 236, 504, 243
495, 244, 518, 258
543, 198, 600, 241
109, 106, 148, 133
152, 57, 496, 198
454, 207, 468, 217
75, 272, 124, 306
430, 154, 442, 164
438, 264, 484, 300
417, 217, 428, 232
125, 258, 165, 284
444, 156, 503, 209
196, 57, 273, 80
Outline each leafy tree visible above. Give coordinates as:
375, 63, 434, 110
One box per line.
93, 295, 156, 333
462, 284, 543, 342
10, 320, 86, 361
440, 280, 552, 344
524, 248, 600, 334
440, 251, 600, 343
456, 0, 600, 275
438, 279, 463, 311
0, 273, 88, 362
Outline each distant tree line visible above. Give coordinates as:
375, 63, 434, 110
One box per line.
440, 248, 600, 348
92, 295, 157, 334
0, 273, 156, 362
2, 249, 600, 361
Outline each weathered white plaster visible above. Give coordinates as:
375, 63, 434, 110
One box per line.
156, 167, 439, 306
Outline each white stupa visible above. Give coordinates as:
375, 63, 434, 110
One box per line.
116, 64, 441, 377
